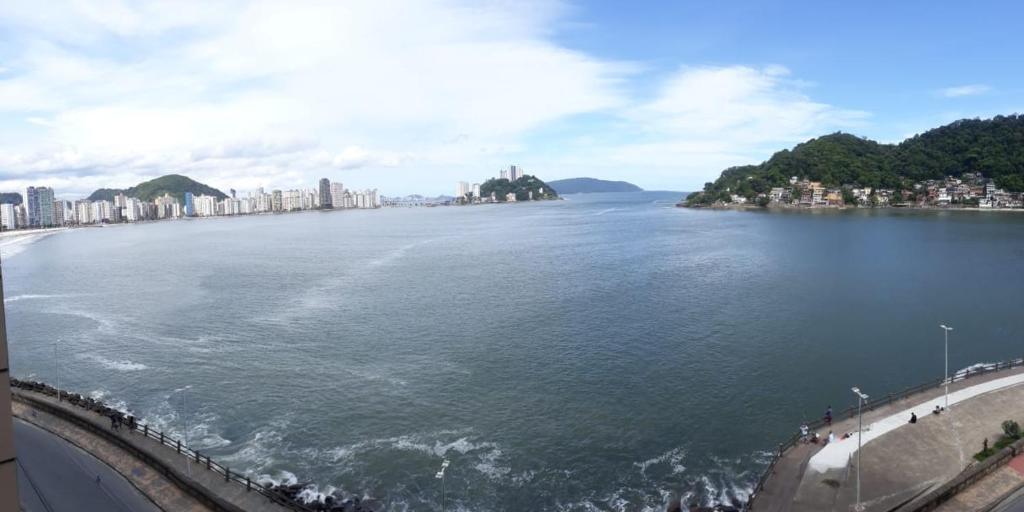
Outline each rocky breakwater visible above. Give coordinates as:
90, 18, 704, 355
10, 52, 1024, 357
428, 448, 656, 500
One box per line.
10, 378, 383, 512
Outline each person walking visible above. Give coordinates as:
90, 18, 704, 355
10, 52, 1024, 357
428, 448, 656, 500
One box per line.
824, 405, 833, 426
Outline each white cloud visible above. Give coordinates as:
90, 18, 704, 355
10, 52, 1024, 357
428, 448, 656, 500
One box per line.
547, 66, 870, 189
938, 84, 991, 98
0, 0, 631, 195
0, 2, 869, 195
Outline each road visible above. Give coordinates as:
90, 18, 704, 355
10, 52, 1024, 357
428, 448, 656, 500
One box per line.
15, 417, 162, 512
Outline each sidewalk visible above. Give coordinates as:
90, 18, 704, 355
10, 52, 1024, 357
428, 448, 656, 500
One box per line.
755, 365, 1024, 511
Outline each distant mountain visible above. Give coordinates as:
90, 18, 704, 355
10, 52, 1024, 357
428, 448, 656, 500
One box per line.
88, 174, 228, 203
0, 193, 23, 205
547, 178, 642, 194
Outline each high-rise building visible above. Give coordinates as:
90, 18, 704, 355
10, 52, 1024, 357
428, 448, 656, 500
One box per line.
25, 186, 55, 227
499, 169, 509, 180
0, 204, 15, 230
184, 192, 195, 217
456, 181, 471, 197
509, 165, 522, 181
272, 190, 283, 212
75, 200, 93, 224
318, 178, 333, 209
472, 183, 481, 198
330, 182, 345, 209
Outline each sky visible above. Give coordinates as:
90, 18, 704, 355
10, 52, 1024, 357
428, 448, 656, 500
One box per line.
0, 0, 1022, 198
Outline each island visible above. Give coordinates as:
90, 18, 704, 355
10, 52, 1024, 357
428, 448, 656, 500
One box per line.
547, 177, 642, 194
683, 114, 1024, 209
478, 175, 559, 202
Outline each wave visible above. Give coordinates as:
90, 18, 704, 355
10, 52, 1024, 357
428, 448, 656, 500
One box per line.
79, 354, 148, 371
4, 293, 69, 304
0, 230, 64, 258
593, 208, 621, 216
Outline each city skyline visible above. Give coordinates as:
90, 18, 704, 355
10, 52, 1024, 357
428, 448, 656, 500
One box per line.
2, 1, 1023, 197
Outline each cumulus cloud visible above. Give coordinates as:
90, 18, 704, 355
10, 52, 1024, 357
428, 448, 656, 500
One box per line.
0, 0, 630, 195
0, 2, 869, 194
938, 84, 991, 98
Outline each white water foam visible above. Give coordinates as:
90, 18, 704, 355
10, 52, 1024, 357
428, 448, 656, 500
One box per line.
4, 293, 69, 304
635, 447, 687, 476
0, 229, 64, 258
79, 354, 149, 371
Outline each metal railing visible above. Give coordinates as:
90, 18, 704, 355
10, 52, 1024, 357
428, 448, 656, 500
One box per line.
10, 379, 316, 512
746, 357, 1024, 510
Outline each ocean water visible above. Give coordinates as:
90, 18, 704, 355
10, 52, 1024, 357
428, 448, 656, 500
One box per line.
6, 192, 1024, 510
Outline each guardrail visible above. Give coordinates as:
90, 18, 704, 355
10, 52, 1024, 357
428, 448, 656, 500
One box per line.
10, 378, 316, 512
746, 357, 1024, 510
898, 436, 1024, 512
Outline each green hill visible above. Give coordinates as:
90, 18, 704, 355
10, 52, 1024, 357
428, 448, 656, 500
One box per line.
686, 114, 1024, 205
547, 177, 642, 194
479, 175, 559, 202
88, 174, 228, 203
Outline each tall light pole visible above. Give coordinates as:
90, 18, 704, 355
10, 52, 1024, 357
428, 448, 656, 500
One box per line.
940, 324, 953, 409
173, 385, 192, 477
435, 459, 450, 512
852, 387, 869, 512
54, 338, 61, 402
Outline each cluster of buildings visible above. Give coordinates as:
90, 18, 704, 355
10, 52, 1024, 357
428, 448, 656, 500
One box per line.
741, 173, 1023, 209
0, 179, 381, 231
453, 164, 529, 204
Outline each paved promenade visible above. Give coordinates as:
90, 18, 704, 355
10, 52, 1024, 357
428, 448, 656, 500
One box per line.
754, 365, 1024, 512
11, 388, 297, 512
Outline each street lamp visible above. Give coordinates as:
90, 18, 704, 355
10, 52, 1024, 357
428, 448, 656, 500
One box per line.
940, 325, 954, 409
852, 387, 869, 512
173, 385, 192, 477
435, 459, 450, 512
54, 339, 61, 402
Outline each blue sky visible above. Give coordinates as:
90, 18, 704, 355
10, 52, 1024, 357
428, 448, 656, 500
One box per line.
0, 1, 1020, 197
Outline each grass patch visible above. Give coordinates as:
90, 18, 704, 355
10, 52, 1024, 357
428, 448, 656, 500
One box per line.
974, 435, 1021, 461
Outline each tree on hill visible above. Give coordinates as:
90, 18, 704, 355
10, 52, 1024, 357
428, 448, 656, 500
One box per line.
479, 175, 559, 202
685, 114, 1024, 206
0, 193, 23, 205
88, 174, 228, 204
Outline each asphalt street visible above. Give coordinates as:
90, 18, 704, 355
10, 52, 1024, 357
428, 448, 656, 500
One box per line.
14, 417, 161, 512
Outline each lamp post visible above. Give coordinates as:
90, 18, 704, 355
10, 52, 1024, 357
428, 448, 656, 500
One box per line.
435, 459, 450, 512
940, 324, 953, 409
852, 387, 869, 511
173, 385, 192, 477
54, 339, 60, 402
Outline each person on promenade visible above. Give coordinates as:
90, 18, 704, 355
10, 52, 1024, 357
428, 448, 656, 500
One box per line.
109, 413, 117, 430
800, 423, 810, 442
828, 431, 835, 443
933, 405, 942, 415
909, 412, 917, 424
824, 406, 833, 426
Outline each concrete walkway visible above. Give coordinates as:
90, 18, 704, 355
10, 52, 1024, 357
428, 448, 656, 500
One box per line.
12, 388, 297, 512
754, 365, 1024, 512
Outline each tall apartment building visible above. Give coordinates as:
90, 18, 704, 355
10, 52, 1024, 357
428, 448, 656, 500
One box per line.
330, 182, 345, 208
0, 204, 15, 230
272, 190, 283, 212
318, 178, 333, 209
26, 186, 55, 227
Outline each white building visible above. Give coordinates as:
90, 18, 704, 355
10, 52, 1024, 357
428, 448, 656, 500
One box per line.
456, 181, 471, 198
330, 182, 345, 208
0, 204, 16, 230
73, 200, 89, 224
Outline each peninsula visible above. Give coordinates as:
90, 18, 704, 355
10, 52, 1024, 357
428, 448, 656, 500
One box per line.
683, 114, 1024, 210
